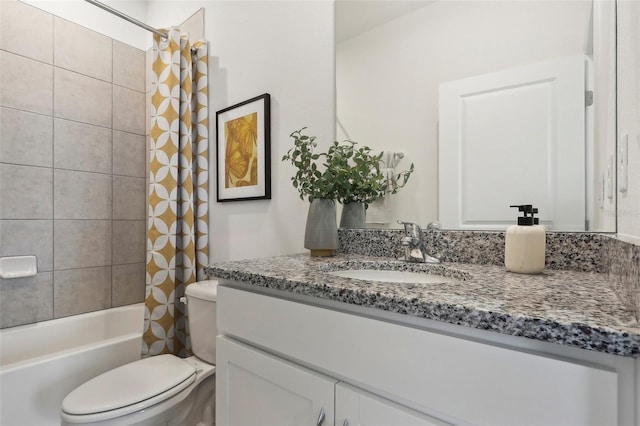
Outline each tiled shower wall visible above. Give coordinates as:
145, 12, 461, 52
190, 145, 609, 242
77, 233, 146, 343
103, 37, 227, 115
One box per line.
0, 0, 146, 328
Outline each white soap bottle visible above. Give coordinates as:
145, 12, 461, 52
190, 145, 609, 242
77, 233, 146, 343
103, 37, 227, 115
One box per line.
504, 204, 546, 274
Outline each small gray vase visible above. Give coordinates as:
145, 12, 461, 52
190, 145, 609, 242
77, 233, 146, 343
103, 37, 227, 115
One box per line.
304, 199, 339, 256
339, 202, 366, 228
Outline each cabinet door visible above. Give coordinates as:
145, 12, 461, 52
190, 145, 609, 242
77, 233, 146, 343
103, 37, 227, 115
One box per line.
216, 336, 336, 426
336, 382, 450, 426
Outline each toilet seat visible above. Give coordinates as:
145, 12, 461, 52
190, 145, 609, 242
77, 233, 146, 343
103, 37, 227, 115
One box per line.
61, 354, 196, 423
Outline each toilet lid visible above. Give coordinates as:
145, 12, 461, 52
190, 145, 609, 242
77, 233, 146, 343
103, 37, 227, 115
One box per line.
62, 354, 196, 419
185, 280, 218, 301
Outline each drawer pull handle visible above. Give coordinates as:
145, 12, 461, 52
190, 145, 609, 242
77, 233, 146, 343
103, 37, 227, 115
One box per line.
316, 408, 325, 426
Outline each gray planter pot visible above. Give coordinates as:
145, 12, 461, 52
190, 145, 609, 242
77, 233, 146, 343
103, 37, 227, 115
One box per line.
339, 202, 366, 228
304, 199, 338, 256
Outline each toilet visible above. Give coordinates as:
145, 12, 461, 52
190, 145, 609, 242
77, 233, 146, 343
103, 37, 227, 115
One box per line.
60, 280, 218, 426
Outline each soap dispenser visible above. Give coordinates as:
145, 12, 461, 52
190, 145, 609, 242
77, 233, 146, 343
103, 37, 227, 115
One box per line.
504, 204, 546, 274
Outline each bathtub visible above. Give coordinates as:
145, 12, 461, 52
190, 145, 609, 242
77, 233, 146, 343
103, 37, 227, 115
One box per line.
0, 303, 144, 426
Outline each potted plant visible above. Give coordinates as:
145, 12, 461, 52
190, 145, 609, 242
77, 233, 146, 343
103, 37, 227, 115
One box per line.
282, 128, 341, 256
326, 141, 414, 228
282, 128, 415, 253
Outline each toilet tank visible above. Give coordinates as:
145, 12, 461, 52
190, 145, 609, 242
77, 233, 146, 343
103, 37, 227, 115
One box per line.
185, 280, 218, 364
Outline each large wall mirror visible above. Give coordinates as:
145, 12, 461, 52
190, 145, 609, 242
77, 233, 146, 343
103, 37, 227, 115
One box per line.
335, 0, 617, 232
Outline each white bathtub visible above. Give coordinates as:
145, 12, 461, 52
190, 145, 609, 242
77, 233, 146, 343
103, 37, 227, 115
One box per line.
0, 303, 144, 426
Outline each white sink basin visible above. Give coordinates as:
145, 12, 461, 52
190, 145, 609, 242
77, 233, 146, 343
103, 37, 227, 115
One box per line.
326, 269, 457, 284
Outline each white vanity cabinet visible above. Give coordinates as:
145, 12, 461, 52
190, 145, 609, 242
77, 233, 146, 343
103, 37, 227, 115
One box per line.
216, 336, 336, 426
216, 285, 636, 425
216, 336, 446, 426
335, 382, 449, 426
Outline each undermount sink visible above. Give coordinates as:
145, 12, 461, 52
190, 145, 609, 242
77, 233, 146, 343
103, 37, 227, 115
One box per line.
326, 269, 458, 284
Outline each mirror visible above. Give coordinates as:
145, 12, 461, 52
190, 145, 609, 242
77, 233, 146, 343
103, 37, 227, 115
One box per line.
335, 0, 616, 232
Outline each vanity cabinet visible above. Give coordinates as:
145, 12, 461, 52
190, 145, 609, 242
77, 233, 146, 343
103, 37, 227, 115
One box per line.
216, 336, 445, 426
217, 337, 446, 426
216, 285, 633, 425
335, 382, 448, 426
216, 336, 336, 425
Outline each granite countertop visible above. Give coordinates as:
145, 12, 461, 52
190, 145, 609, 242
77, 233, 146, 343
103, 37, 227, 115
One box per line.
205, 253, 640, 358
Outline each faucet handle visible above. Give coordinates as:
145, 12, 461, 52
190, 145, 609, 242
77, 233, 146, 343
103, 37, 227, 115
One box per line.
397, 220, 422, 238
426, 222, 441, 231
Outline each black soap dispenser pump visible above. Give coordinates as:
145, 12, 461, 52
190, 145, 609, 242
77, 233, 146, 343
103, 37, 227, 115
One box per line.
504, 205, 546, 274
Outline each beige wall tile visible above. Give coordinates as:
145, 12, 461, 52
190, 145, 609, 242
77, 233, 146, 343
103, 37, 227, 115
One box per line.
112, 263, 145, 307
54, 169, 112, 220
113, 220, 145, 265
145, 177, 150, 228
54, 119, 112, 174
0, 1, 148, 329
54, 17, 112, 82
0, 51, 53, 115
146, 47, 153, 95
113, 130, 145, 177
113, 40, 145, 92
54, 267, 111, 318
113, 176, 145, 220
54, 220, 111, 269
113, 85, 145, 135
0, 272, 53, 328
0, 220, 53, 271
0, 164, 52, 219
145, 136, 150, 179
146, 90, 152, 135
0, 0, 53, 64
54, 68, 112, 127
145, 47, 153, 136
0, 107, 53, 167
180, 8, 205, 41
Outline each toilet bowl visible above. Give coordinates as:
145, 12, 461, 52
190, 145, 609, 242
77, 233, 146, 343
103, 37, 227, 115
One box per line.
61, 280, 218, 426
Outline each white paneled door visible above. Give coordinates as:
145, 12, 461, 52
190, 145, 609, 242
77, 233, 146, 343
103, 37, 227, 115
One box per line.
439, 55, 587, 230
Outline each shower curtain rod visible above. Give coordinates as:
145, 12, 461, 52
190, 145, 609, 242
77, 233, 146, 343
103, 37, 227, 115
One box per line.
83, 0, 168, 40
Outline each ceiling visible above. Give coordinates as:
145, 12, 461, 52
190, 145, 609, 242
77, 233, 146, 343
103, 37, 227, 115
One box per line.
335, 0, 434, 43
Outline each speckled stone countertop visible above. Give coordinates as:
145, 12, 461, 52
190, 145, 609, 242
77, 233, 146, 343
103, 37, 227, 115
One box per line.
205, 253, 640, 358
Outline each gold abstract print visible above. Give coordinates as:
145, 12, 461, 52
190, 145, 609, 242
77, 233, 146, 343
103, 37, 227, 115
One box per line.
225, 112, 258, 188
144, 28, 209, 357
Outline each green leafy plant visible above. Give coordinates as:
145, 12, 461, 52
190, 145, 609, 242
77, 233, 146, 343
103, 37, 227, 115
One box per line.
281, 128, 337, 202
282, 128, 414, 206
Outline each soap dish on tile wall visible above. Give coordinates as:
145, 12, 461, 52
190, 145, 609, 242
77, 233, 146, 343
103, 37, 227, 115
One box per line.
0, 255, 37, 279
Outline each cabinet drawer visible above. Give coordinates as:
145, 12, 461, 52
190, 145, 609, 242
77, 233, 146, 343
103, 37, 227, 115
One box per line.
218, 286, 618, 425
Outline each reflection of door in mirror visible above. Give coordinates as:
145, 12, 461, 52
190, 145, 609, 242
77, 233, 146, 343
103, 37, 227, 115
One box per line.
439, 56, 586, 231
335, 0, 616, 232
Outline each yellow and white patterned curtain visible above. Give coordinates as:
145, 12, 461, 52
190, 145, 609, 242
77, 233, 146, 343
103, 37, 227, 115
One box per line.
144, 28, 209, 357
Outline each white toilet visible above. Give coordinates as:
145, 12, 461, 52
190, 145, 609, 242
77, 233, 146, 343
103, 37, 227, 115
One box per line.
61, 280, 218, 426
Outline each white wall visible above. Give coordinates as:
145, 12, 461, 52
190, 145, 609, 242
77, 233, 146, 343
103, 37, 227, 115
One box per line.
591, 0, 617, 232
18, 0, 636, 253
17, 0, 148, 50
616, 0, 640, 243
336, 0, 591, 228
146, 0, 336, 262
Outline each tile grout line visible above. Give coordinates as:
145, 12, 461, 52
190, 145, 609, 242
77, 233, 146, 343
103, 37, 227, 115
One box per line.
111, 37, 115, 309
52, 17, 56, 320
0, 105, 146, 137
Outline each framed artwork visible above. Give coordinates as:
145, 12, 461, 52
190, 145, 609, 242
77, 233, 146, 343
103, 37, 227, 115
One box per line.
216, 93, 271, 202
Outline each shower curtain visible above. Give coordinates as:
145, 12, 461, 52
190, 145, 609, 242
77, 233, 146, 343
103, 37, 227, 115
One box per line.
143, 28, 209, 357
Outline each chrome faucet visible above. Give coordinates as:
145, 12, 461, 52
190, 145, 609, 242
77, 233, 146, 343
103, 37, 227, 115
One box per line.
397, 221, 441, 264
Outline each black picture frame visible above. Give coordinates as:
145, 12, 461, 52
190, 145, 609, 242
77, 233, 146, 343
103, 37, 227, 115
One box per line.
216, 93, 271, 202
